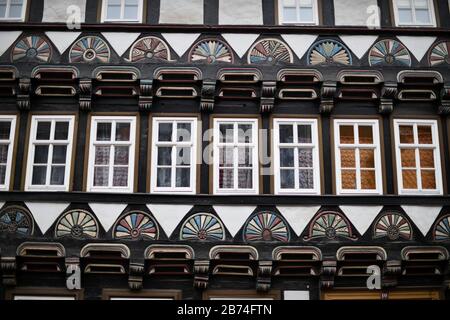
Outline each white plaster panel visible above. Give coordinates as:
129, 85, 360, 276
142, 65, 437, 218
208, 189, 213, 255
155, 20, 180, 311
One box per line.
88, 203, 128, 232
339, 35, 378, 59
159, 0, 204, 24
161, 33, 200, 58
397, 36, 437, 62
213, 206, 256, 237
146, 204, 193, 237
102, 32, 141, 57
219, 0, 263, 25
284, 291, 310, 300
0, 31, 22, 57
401, 206, 442, 236
221, 34, 259, 58
339, 206, 383, 235
334, 0, 379, 26
25, 202, 70, 234
42, 0, 86, 23
281, 34, 318, 60
277, 206, 321, 236
45, 32, 81, 54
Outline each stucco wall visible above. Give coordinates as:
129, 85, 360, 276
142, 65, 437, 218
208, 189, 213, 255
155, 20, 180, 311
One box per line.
159, 0, 204, 24
219, 0, 263, 25
334, 0, 380, 26
42, 0, 86, 23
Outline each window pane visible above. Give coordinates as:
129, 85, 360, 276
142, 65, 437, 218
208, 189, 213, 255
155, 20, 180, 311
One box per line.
34, 145, 49, 164
414, 0, 428, 8
95, 146, 110, 165
280, 169, 295, 189
341, 170, 356, 189
283, 0, 296, 6
238, 147, 252, 167
124, 4, 138, 20
340, 149, 355, 168
360, 149, 375, 168
113, 167, 128, 186
52, 146, 67, 164
283, 7, 297, 21
339, 126, 354, 144
397, 0, 412, 7
299, 7, 313, 22
402, 170, 417, 189
114, 146, 129, 165
0, 144, 8, 163
298, 125, 312, 143
0, 165, 5, 185
0, 121, 11, 139
0, 3, 6, 18
415, 8, 430, 23
418, 126, 432, 144
36, 122, 51, 140
50, 166, 65, 185
299, 169, 314, 189
157, 168, 171, 187
176, 147, 191, 165
94, 167, 109, 186
96, 123, 111, 141
421, 170, 436, 189
157, 147, 172, 165
279, 125, 293, 143
299, 0, 313, 5
219, 147, 233, 166
9, 3, 23, 18
219, 124, 234, 143
280, 148, 294, 167
54, 122, 69, 140
219, 169, 233, 188
361, 170, 376, 189
358, 126, 373, 144
401, 149, 416, 167
398, 8, 413, 23
399, 125, 414, 143
107, 4, 121, 19
158, 123, 172, 142
238, 124, 252, 143
32, 166, 46, 185
419, 149, 434, 168
116, 123, 130, 141
238, 169, 252, 189
176, 168, 190, 188
298, 149, 313, 167
177, 123, 191, 142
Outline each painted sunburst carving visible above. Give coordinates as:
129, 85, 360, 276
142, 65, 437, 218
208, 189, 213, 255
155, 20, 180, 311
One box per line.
247, 38, 293, 64
189, 39, 233, 64
429, 41, 450, 66
374, 212, 412, 240
307, 211, 353, 240
180, 213, 225, 241
433, 215, 450, 241
129, 36, 171, 62
55, 209, 99, 239
12, 35, 52, 62
113, 211, 158, 240
308, 40, 352, 65
244, 211, 290, 242
369, 39, 411, 67
0, 206, 34, 236
69, 36, 111, 63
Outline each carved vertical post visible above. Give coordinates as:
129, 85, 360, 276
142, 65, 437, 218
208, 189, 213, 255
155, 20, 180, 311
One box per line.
256, 260, 272, 292
382, 260, 401, 288
17, 78, 31, 110
320, 260, 336, 289
139, 79, 153, 110
320, 81, 336, 114
438, 86, 450, 115
128, 261, 145, 291
79, 78, 92, 111
260, 81, 276, 113
193, 260, 210, 289
1, 257, 17, 287
200, 80, 216, 112
379, 82, 397, 114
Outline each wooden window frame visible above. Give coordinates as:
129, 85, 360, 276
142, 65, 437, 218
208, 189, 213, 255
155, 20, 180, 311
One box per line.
0, 115, 17, 191
0, 0, 27, 21
102, 289, 182, 300
277, 0, 319, 25
322, 288, 442, 300
213, 118, 259, 195
273, 118, 321, 195
100, 0, 144, 23
393, 119, 443, 195
86, 115, 137, 193
392, 0, 437, 27
203, 290, 281, 300
25, 115, 75, 192
150, 117, 198, 194
333, 119, 383, 195
5, 287, 83, 300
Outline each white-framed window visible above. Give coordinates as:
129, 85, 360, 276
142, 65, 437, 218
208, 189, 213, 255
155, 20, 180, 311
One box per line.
278, 0, 319, 25
101, 0, 144, 23
392, 0, 436, 27
150, 117, 197, 194
273, 119, 320, 195
334, 119, 383, 195
213, 118, 259, 195
393, 119, 442, 195
0, 0, 27, 21
25, 115, 75, 192
0, 115, 16, 191
87, 116, 136, 193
